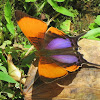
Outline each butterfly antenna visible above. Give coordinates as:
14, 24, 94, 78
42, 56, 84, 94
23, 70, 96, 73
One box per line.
82, 61, 100, 69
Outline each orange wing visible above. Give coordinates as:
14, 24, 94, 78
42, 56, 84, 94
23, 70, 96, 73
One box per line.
38, 27, 79, 82
38, 56, 79, 82
15, 10, 47, 49
38, 57, 68, 78
47, 27, 65, 36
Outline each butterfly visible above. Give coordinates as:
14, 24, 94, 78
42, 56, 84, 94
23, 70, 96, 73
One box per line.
15, 10, 90, 82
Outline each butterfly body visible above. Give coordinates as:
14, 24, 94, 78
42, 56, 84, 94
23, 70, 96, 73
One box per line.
15, 10, 86, 82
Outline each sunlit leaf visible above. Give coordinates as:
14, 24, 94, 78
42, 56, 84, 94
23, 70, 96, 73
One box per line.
47, 0, 74, 17
95, 15, 100, 25
0, 71, 17, 83
4, 0, 11, 23
54, 0, 64, 2
6, 22, 15, 35
60, 20, 71, 34
25, 0, 36, 2
4, 0, 15, 35
89, 23, 98, 29
0, 66, 7, 73
82, 27, 100, 40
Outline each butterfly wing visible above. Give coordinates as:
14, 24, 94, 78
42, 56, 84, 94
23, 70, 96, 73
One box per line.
15, 10, 47, 49
38, 27, 82, 82
15, 11, 82, 82
38, 57, 68, 82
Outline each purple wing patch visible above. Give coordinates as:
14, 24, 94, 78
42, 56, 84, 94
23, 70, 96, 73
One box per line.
45, 38, 72, 50
51, 55, 78, 63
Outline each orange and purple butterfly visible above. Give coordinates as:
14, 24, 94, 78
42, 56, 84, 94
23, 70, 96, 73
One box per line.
15, 10, 93, 82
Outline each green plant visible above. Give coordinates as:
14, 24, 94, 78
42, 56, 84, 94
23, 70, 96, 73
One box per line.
82, 15, 100, 40
0, 0, 100, 99
89, 15, 100, 29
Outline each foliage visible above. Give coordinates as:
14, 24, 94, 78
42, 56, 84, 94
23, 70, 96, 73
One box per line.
83, 15, 100, 40
4, 0, 15, 36
0, 0, 100, 99
89, 15, 100, 29
47, 0, 74, 17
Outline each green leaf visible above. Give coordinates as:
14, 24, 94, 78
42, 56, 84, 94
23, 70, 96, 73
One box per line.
89, 23, 98, 29
4, 0, 15, 35
82, 27, 100, 40
4, 0, 11, 24
60, 20, 71, 34
0, 66, 7, 73
54, 0, 64, 2
0, 71, 17, 83
24, 44, 31, 48
6, 22, 15, 35
25, 0, 36, 2
0, 49, 7, 63
95, 15, 100, 25
47, 0, 74, 17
